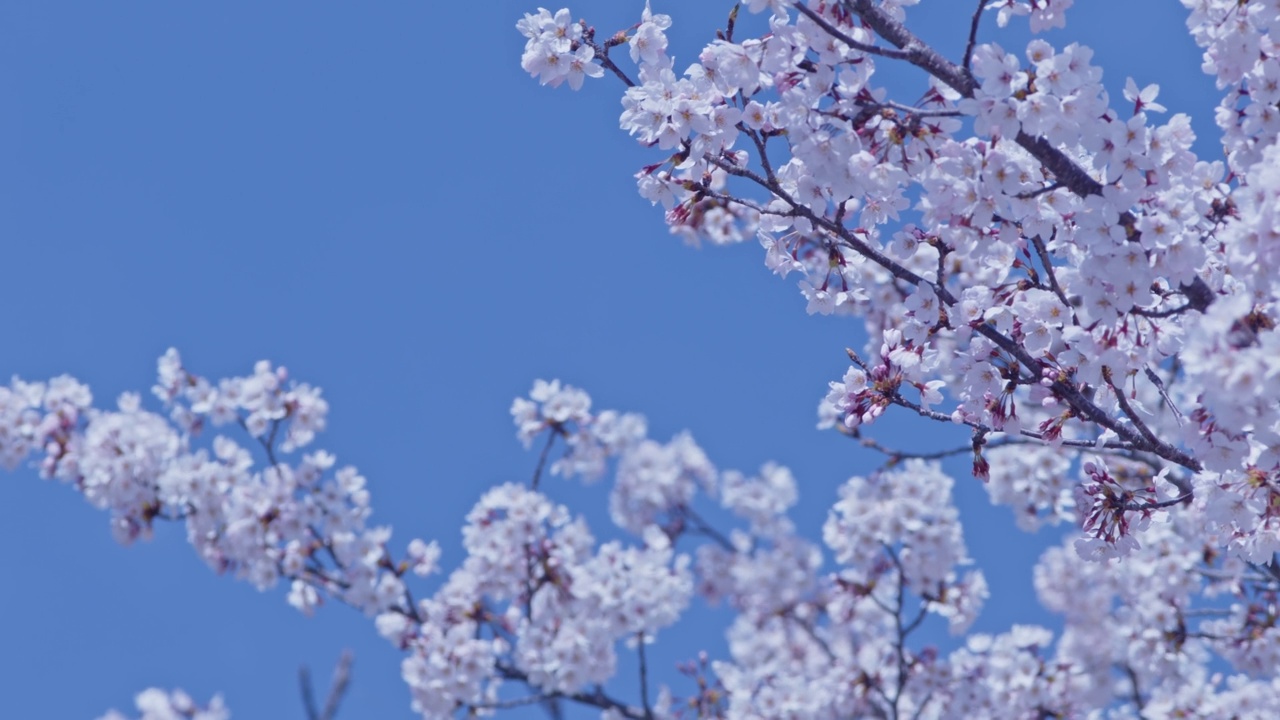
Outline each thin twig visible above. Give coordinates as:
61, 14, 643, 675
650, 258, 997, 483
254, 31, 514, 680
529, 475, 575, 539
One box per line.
785, 607, 836, 661
237, 415, 281, 467
856, 434, 1018, 461
1132, 302, 1193, 319
531, 429, 558, 490
681, 505, 735, 552
1121, 492, 1192, 512
1014, 182, 1063, 200
881, 389, 1136, 452
1143, 365, 1185, 424
583, 37, 636, 88
963, 0, 987, 72
1101, 369, 1164, 451
1029, 232, 1072, 311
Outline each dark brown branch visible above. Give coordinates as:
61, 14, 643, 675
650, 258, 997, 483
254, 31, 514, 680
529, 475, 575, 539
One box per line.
824, 100, 963, 119
681, 505, 736, 552
583, 35, 636, 88
638, 632, 655, 720
1014, 182, 1064, 200
885, 547, 913, 720
783, 607, 836, 661
496, 663, 646, 719
743, 127, 779, 185
879, 388, 1141, 452
791, 3, 911, 60
840, 0, 1216, 314
724, 3, 740, 43
707, 157, 935, 289
963, 0, 987, 72
1029, 232, 1071, 311
841, 0, 978, 96
855, 434, 1021, 461
531, 428, 558, 490
707, 153, 1196, 468
557, 0, 1216, 483
1119, 663, 1147, 714
1121, 492, 1192, 512
237, 416, 281, 467
472, 695, 559, 711
1132, 302, 1194, 319
1143, 365, 1185, 424
1102, 368, 1165, 452
646, 0, 1209, 475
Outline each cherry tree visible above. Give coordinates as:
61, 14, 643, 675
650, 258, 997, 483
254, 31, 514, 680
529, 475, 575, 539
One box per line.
10, 0, 1280, 717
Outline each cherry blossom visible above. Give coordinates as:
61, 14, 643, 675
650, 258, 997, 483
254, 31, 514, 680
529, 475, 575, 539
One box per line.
499, 0, 1280, 714
98, 689, 229, 720
26, 0, 1280, 717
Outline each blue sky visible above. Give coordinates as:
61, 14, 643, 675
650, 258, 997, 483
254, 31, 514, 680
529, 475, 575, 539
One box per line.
0, 2, 1217, 717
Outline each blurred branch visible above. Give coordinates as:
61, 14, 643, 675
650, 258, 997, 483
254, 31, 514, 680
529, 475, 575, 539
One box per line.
300, 649, 354, 720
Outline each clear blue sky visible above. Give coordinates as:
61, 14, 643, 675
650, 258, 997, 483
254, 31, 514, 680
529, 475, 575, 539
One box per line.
0, 2, 1216, 717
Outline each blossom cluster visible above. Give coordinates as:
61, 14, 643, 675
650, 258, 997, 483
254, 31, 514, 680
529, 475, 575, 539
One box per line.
15, 0, 1280, 718
0, 351, 434, 629
516, 7, 604, 90
511, 0, 1280, 566
505, 0, 1280, 715
22, 355, 1273, 717
98, 688, 229, 720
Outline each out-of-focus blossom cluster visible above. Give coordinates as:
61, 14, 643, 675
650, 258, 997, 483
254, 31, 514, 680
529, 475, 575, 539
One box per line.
989, 0, 1074, 33
98, 689, 229, 720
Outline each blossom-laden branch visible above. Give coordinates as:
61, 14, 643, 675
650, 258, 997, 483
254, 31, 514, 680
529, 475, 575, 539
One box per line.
509, 0, 1280, 712
9, 354, 1279, 718
17, 1, 1280, 717
515, 0, 1280, 551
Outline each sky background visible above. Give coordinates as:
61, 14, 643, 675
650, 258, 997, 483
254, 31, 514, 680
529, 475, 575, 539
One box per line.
0, 2, 1218, 718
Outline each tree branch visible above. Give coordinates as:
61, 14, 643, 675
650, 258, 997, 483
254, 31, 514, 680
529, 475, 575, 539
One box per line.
840, 0, 1216, 313
963, 0, 987, 72
791, 3, 911, 60
496, 663, 646, 719
300, 650, 354, 720
531, 428, 558, 490
637, 632, 654, 720
583, 32, 636, 88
